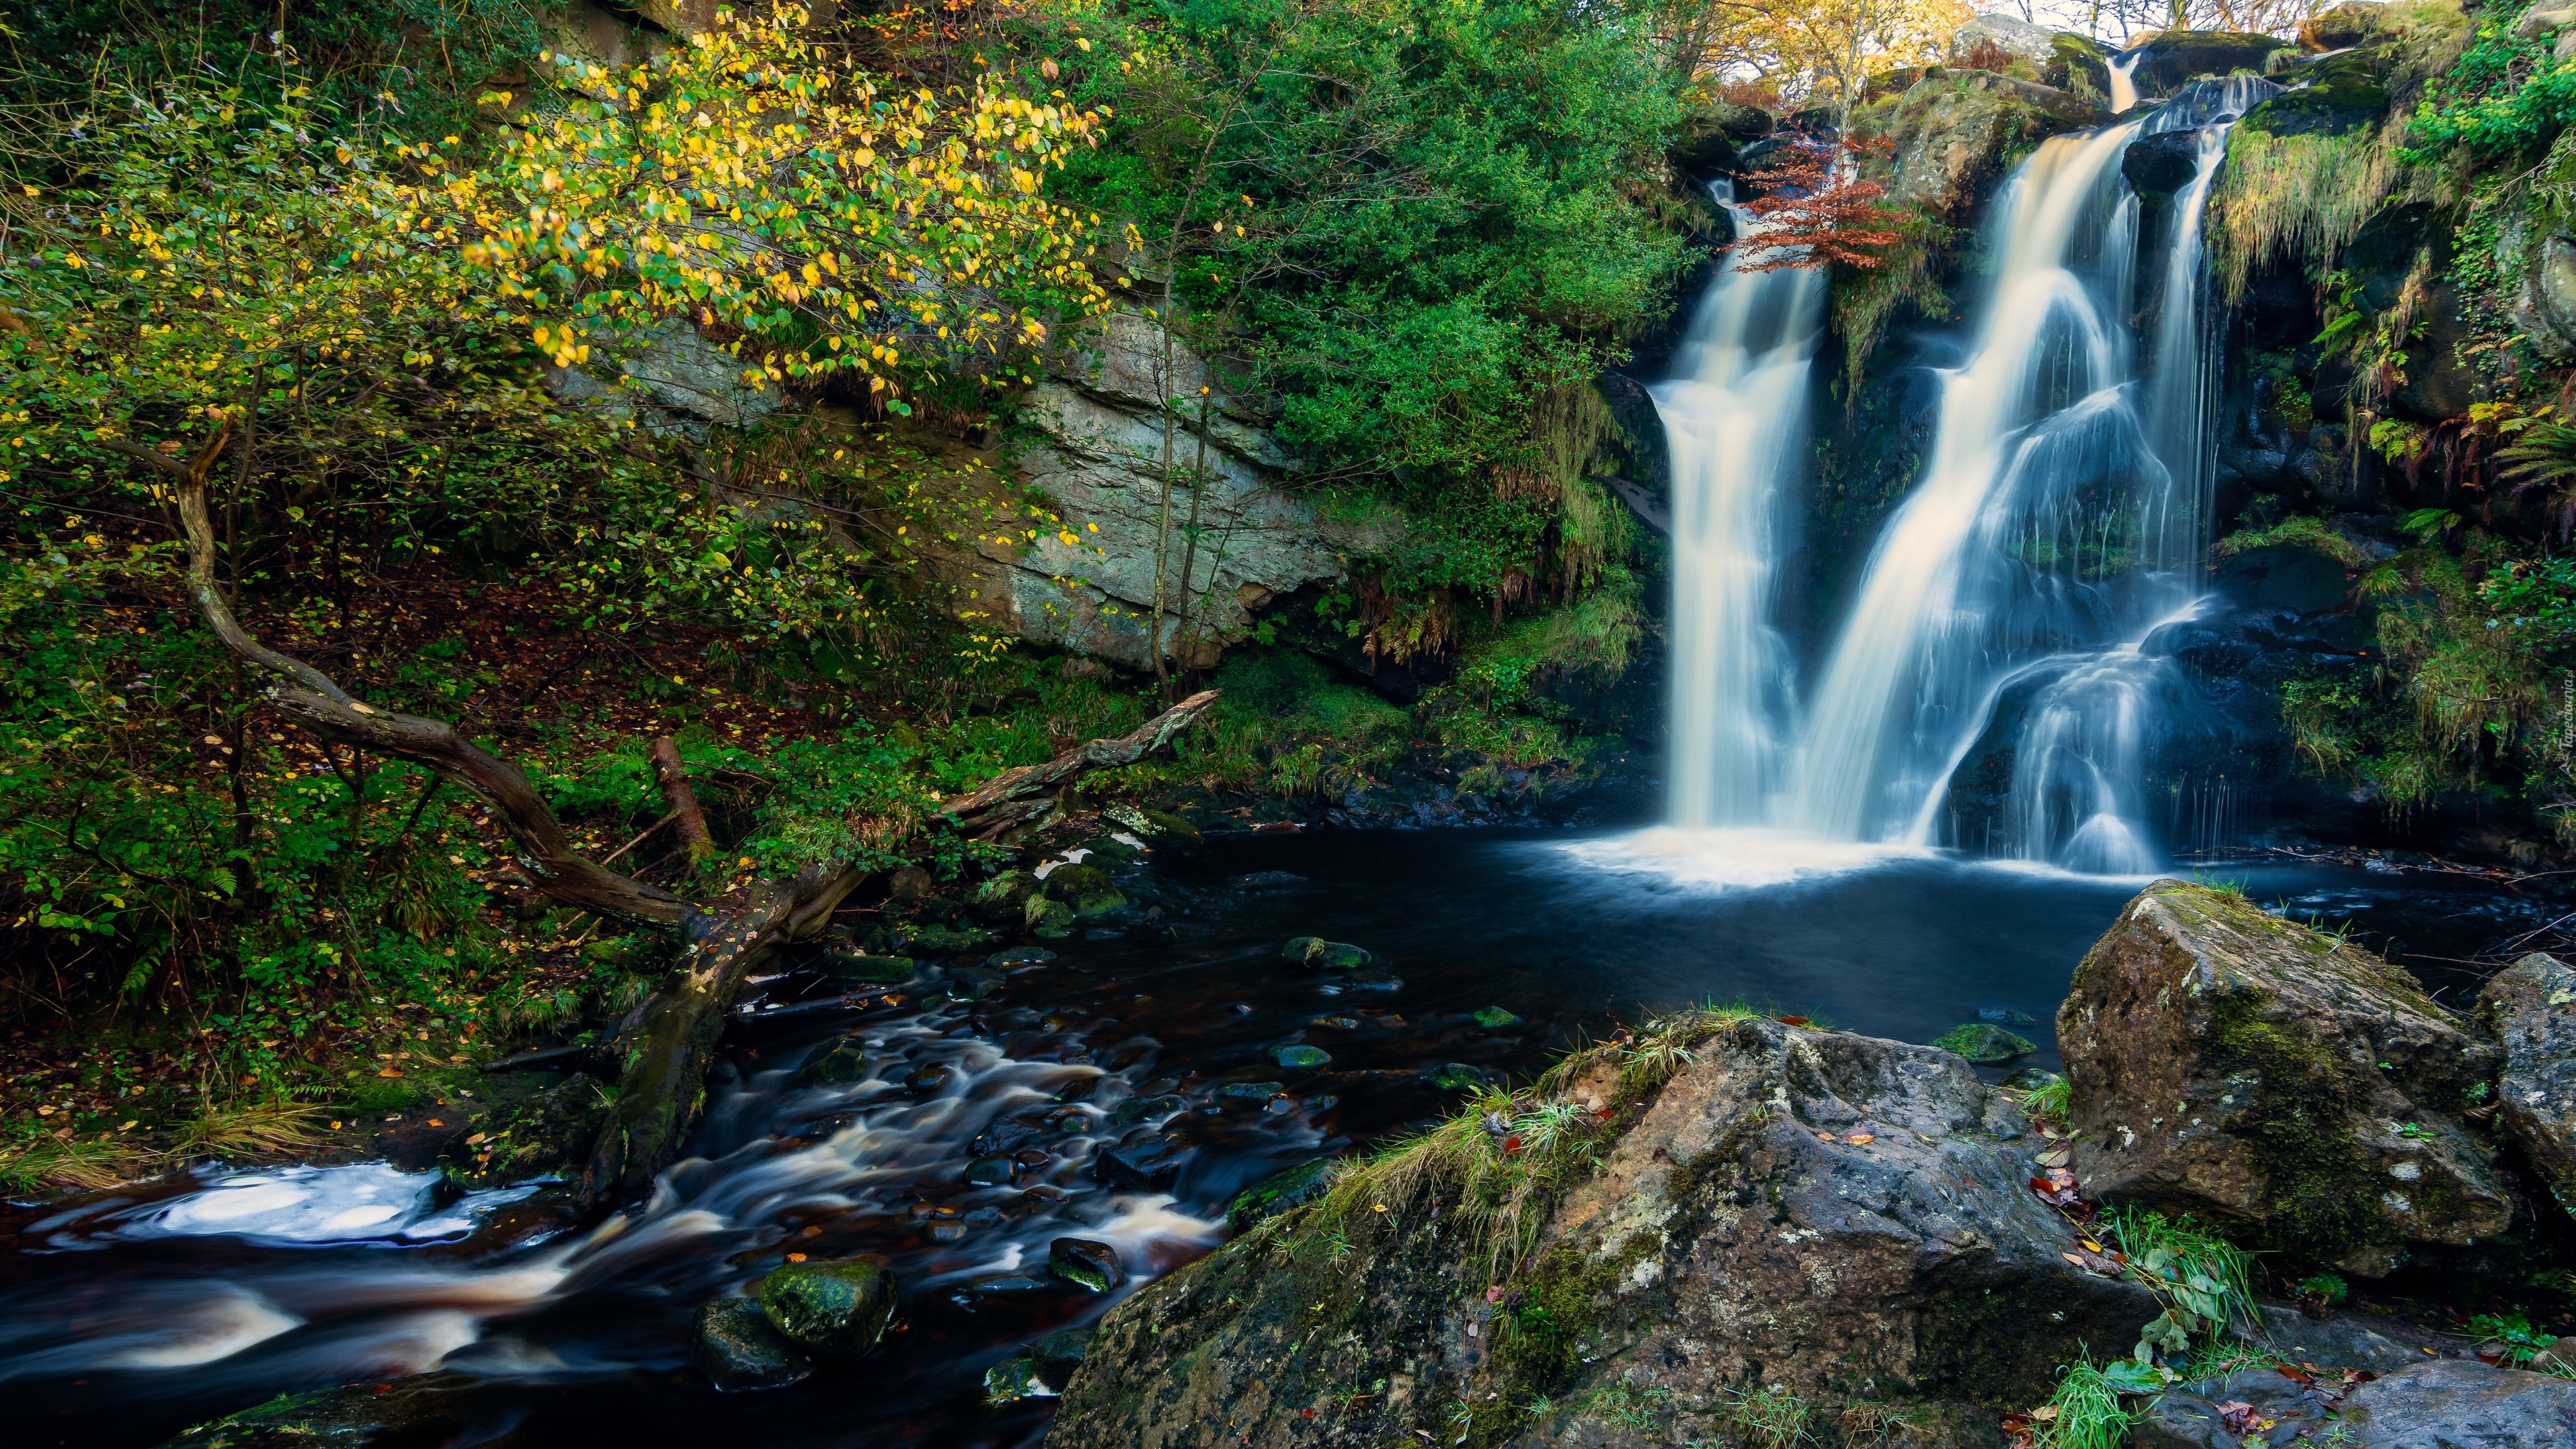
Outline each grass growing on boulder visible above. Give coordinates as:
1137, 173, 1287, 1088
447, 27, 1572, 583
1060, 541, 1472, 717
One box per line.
2106, 1206, 2261, 1383
1724, 1383, 1817, 1447
2210, 119, 2407, 303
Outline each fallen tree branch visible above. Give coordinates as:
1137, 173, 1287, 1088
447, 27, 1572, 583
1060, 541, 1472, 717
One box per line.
142, 430, 1218, 1206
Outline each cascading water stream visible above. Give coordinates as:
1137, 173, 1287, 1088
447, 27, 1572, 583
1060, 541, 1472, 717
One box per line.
2108, 52, 2142, 114
1653, 188, 1823, 828
1780, 123, 2146, 845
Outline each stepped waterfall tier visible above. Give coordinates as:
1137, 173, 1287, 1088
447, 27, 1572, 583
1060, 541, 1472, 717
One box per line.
1642, 82, 2269, 874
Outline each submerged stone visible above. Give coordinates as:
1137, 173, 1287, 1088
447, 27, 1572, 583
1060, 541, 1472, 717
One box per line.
946, 965, 1006, 1001
1226, 1158, 1336, 1233
1930, 1022, 2037, 1063
1216, 1080, 1284, 1099
757, 1259, 897, 1360
1977, 1007, 2038, 1026
988, 945, 1058, 969
1032, 1327, 1093, 1384
1109, 1093, 1184, 1127
956, 1269, 1057, 1303
692, 1297, 814, 1392
1230, 871, 1306, 890
1426, 1062, 1497, 1091
906, 1064, 957, 1095
907, 923, 998, 953
794, 1038, 874, 1089
1998, 1066, 2064, 1093
1470, 1005, 1521, 1029
984, 1356, 1057, 1405
1281, 936, 1373, 970
965, 1157, 1014, 1187
1270, 1044, 1332, 1069
1338, 971, 1403, 994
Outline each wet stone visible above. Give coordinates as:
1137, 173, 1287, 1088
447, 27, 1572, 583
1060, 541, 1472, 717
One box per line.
907, 923, 998, 953
963, 1205, 1007, 1228
1312, 1016, 1361, 1030
965, 1157, 1014, 1187
1033, 1327, 1093, 1384
1978, 1007, 2039, 1026
1216, 1080, 1285, 1099
1110, 1093, 1185, 1127
905, 1064, 957, 1095
1049, 1236, 1126, 1293
1338, 972, 1403, 994
946, 965, 1006, 1001
692, 1297, 815, 1392
1427, 1063, 1497, 1091
1271, 1044, 1332, 1069
984, 1356, 1057, 1405
927, 1222, 968, 1243
988, 946, 1058, 970
1471, 1005, 1521, 1029
2000, 1066, 2065, 1093
955, 1270, 1056, 1306
757, 1260, 897, 1360
1097, 1137, 1194, 1189
1929, 1022, 2037, 1063
1281, 936, 1373, 970
1226, 1158, 1337, 1233
1013, 1148, 1052, 1168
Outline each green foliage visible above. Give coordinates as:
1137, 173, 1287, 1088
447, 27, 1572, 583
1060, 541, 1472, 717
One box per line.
1721, 1383, 1814, 1448
2465, 1308, 2565, 1364
2108, 1208, 2259, 1382
2210, 513, 2374, 570
2039, 1355, 2131, 1449
2410, 0, 2576, 158
2297, 1271, 2351, 1306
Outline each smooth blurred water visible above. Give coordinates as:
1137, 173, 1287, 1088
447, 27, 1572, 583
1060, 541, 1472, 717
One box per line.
2, 829, 2549, 1449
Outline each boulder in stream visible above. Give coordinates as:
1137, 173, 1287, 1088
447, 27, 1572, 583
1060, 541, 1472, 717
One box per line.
2058, 881, 2508, 1271
757, 1259, 898, 1359
1281, 936, 1373, 970
2479, 951, 2576, 1213
1049, 1017, 2157, 1448
692, 1296, 816, 1391
1931, 1021, 2037, 1063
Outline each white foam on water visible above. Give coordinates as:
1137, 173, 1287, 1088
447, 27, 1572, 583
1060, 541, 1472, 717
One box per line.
99, 1287, 305, 1368
1562, 827, 1934, 891
125, 1163, 537, 1244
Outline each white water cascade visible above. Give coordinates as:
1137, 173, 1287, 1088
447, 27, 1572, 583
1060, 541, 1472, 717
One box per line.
1780, 123, 2151, 845
1653, 189, 1825, 828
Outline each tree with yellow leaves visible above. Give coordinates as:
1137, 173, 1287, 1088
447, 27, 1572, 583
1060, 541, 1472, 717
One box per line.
446, 2, 1118, 410
1707, 0, 1970, 131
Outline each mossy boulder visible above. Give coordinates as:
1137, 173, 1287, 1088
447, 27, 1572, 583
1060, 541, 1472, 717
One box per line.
1042, 863, 1112, 902
2128, 30, 2292, 93
2057, 881, 2508, 1272
1929, 1022, 2037, 1063
1866, 70, 2100, 228
971, 869, 1042, 924
2044, 33, 2113, 104
2243, 46, 2388, 138
437, 1071, 612, 1193
1281, 936, 1373, 970
162, 1375, 478, 1448
818, 951, 914, 983
2479, 952, 2576, 1214
984, 1356, 1057, 1405
2301, 1, 2390, 52
757, 1259, 898, 1359
793, 1036, 875, 1089
1048, 1019, 2155, 1448
692, 1297, 814, 1391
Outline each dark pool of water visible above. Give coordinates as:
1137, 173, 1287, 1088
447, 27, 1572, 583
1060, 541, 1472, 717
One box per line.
1, 828, 2555, 1449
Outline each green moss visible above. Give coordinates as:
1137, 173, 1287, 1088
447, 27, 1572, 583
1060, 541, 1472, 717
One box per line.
2209, 998, 2381, 1258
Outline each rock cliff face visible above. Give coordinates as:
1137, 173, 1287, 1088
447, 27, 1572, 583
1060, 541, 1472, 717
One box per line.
2058, 881, 2508, 1273
1049, 1017, 2154, 1448
947, 313, 1399, 672
2481, 952, 2576, 1214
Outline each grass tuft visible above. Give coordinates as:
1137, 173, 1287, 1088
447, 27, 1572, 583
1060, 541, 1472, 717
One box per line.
2039, 1355, 2129, 1449
173, 1100, 334, 1160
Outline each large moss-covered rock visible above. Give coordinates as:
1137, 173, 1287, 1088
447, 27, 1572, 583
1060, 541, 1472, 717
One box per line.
757, 1259, 898, 1359
1868, 71, 2100, 227
1049, 1019, 2155, 1448
2129, 30, 2293, 94
162, 1375, 485, 1447
2302, 2, 2390, 52
2058, 881, 2508, 1270
2479, 951, 2576, 1213
437, 1071, 612, 1193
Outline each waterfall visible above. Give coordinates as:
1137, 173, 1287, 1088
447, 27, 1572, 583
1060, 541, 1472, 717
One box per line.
1780, 124, 2147, 844
1653, 189, 1824, 828
2108, 52, 2141, 114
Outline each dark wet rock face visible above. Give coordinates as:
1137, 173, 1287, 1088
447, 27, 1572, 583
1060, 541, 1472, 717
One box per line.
2059, 882, 2508, 1271
691, 1297, 814, 1391
162, 1375, 481, 1448
1049, 1020, 2155, 1448
435, 1071, 611, 1193
1226, 1158, 1334, 1232
2133, 1359, 2576, 1448
2480, 951, 2576, 1214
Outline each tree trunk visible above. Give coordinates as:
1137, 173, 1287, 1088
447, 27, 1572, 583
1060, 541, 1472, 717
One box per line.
649, 735, 717, 863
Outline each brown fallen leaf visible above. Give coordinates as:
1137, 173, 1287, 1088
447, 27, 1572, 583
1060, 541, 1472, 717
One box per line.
376, 1069, 404, 1079
1845, 1132, 1874, 1145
